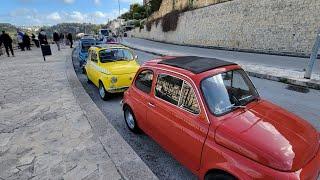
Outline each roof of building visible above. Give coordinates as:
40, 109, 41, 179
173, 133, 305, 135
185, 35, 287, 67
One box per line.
158, 56, 236, 74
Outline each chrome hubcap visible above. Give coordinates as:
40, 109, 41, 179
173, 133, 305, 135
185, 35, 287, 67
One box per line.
99, 85, 105, 98
125, 110, 135, 129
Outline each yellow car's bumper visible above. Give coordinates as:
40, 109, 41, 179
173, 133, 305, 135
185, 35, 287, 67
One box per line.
101, 73, 136, 93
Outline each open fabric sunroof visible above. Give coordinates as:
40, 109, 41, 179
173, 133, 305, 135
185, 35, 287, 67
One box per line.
158, 56, 236, 74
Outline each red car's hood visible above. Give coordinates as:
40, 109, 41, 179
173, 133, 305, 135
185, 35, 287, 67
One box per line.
215, 100, 319, 172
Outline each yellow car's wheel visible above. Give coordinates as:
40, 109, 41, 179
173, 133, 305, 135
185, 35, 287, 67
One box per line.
99, 81, 110, 100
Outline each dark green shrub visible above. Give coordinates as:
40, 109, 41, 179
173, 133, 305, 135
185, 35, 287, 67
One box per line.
161, 10, 180, 32
146, 21, 153, 31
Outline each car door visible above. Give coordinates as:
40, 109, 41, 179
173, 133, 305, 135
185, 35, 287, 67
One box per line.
86, 50, 94, 82
147, 72, 209, 173
90, 51, 100, 86
130, 69, 154, 133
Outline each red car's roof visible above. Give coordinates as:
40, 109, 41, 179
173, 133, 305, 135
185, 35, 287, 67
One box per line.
143, 56, 242, 80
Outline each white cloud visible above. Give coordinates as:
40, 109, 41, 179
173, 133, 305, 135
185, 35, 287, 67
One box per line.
47, 12, 61, 21
10, 8, 37, 17
63, 0, 75, 4
8, 7, 127, 25
69, 11, 85, 22
120, 8, 129, 14
117, 0, 143, 4
93, 0, 101, 5
92, 11, 107, 18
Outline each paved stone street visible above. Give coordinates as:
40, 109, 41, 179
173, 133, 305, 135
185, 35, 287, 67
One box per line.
0, 46, 156, 179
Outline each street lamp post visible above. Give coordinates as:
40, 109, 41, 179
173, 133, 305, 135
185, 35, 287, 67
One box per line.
304, 30, 320, 79
118, 0, 121, 17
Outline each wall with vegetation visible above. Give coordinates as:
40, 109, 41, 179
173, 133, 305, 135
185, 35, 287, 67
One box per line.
129, 0, 320, 56
150, 0, 232, 20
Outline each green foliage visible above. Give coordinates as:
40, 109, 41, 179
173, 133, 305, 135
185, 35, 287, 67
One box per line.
149, 0, 162, 13
120, 0, 162, 20
120, 3, 147, 20
133, 20, 141, 27
146, 20, 153, 31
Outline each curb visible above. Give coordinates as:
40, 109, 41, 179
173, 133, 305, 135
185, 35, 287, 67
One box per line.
65, 53, 158, 180
122, 43, 320, 90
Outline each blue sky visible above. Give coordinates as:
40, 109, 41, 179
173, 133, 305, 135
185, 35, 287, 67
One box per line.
0, 0, 142, 26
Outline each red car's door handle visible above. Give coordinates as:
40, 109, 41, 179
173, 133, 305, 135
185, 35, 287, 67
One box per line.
148, 102, 156, 108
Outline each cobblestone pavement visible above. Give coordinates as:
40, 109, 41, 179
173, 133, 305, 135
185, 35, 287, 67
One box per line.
0, 47, 122, 179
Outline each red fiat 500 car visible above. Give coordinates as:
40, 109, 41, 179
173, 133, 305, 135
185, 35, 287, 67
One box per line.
122, 56, 320, 180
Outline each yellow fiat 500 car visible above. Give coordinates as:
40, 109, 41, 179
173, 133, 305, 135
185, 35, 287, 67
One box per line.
84, 44, 140, 100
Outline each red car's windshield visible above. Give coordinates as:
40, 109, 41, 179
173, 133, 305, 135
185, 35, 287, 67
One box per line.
201, 69, 259, 116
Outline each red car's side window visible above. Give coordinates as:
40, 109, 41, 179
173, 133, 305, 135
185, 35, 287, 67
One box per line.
155, 73, 200, 115
134, 70, 154, 94
155, 74, 183, 105
179, 82, 200, 114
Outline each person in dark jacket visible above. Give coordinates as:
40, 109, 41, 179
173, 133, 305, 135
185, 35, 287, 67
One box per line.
0, 38, 3, 56
23, 33, 31, 50
38, 29, 48, 45
17, 30, 25, 51
31, 33, 39, 48
53, 31, 60, 51
0, 31, 14, 57
67, 33, 73, 48
59, 33, 65, 47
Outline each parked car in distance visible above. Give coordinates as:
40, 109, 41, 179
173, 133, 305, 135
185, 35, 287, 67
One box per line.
85, 44, 140, 100
78, 37, 97, 68
122, 56, 320, 180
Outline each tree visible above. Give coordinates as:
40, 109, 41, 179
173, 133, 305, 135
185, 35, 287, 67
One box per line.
120, 3, 147, 20
149, 0, 162, 13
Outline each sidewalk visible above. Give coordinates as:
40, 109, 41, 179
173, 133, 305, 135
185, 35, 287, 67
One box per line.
0, 46, 156, 179
122, 38, 320, 90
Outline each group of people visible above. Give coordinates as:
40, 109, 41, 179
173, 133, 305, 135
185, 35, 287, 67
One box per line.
53, 31, 73, 51
16, 30, 33, 51
0, 29, 74, 57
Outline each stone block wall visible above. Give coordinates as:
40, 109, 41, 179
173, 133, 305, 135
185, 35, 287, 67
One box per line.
150, 0, 232, 20
130, 0, 320, 56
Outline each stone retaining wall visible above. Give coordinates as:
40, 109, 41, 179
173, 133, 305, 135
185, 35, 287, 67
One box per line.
150, 0, 231, 20
129, 0, 320, 56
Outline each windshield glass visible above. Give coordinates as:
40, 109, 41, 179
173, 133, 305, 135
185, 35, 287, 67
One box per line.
99, 48, 134, 63
81, 40, 96, 52
81, 44, 92, 52
100, 30, 109, 36
201, 69, 259, 115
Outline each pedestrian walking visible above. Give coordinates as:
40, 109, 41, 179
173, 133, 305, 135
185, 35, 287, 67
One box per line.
67, 33, 73, 48
38, 29, 48, 45
31, 33, 39, 48
59, 33, 65, 47
0, 31, 14, 57
23, 33, 31, 50
0, 40, 3, 56
17, 30, 25, 51
53, 31, 60, 51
